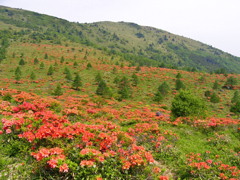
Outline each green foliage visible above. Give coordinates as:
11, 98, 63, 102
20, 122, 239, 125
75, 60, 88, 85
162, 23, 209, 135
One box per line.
153, 91, 163, 102
176, 73, 182, 79
47, 65, 54, 76
39, 62, 45, 69
231, 91, 240, 103
171, 90, 206, 118
15, 66, 22, 81
30, 71, 36, 80
175, 79, 185, 90
65, 69, 72, 81
210, 92, 220, 103
204, 90, 212, 97
72, 73, 82, 90
18, 58, 25, 65
198, 76, 205, 83
158, 81, 170, 95
96, 80, 112, 98
95, 72, 103, 84
213, 80, 220, 90
135, 65, 141, 71
53, 84, 63, 96
118, 76, 132, 100
131, 73, 139, 86
73, 61, 78, 68
44, 53, 48, 59
34, 57, 39, 65
86, 62, 92, 69
230, 100, 240, 116
60, 56, 65, 63
225, 76, 237, 86
2, 93, 12, 102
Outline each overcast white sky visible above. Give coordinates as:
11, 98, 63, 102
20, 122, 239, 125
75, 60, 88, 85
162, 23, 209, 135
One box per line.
1, 0, 240, 57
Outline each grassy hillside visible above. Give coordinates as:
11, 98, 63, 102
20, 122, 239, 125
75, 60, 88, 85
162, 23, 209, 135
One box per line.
0, 6, 239, 180
1, 6, 240, 73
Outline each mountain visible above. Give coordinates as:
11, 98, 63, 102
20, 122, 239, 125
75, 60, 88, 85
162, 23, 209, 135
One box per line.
0, 5, 240, 73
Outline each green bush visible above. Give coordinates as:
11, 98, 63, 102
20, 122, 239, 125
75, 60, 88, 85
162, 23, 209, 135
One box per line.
171, 90, 206, 118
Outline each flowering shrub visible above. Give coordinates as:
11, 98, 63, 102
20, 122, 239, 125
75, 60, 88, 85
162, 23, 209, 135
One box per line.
186, 152, 240, 179
0, 90, 159, 179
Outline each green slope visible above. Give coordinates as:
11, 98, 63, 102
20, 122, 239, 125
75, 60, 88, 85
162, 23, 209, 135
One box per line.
1, 6, 240, 73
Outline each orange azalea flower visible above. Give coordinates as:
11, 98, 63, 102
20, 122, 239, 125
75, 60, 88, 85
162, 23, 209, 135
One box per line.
59, 163, 69, 173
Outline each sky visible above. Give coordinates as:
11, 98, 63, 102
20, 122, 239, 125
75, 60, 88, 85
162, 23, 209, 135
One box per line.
1, 0, 240, 57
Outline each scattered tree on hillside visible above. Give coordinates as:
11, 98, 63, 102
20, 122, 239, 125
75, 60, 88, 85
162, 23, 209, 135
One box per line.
53, 84, 63, 96
213, 80, 220, 90
86, 63, 92, 69
73, 61, 78, 68
231, 91, 240, 103
131, 73, 139, 86
44, 53, 48, 59
47, 65, 54, 76
96, 80, 112, 98
230, 100, 240, 117
15, 66, 22, 81
95, 72, 103, 84
175, 79, 185, 90
210, 92, 220, 103
171, 90, 206, 118
19, 58, 25, 65
60, 56, 65, 63
153, 91, 163, 102
225, 76, 237, 86
65, 69, 72, 81
176, 73, 182, 79
72, 73, 82, 90
158, 81, 170, 95
40, 62, 45, 69
30, 71, 36, 80
34, 57, 39, 65
118, 76, 132, 100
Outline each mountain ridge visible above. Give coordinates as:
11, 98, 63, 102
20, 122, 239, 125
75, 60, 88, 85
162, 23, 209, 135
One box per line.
0, 5, 240, 73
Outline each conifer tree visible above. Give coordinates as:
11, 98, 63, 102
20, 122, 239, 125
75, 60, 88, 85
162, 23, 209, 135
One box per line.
19, 58, 25, 65
213, 80, 220, 90
131, 73, 139, 86
231, 91, 240, 103
95, 72, 103, 84
47, 65, 54, 76
44, 53, 48, 59
118, 76, 131, 100
34, 57, 39, 65
154, 91, 163, 102
15, 66, 22, 81
225, 76, 237, 86
176, 79, 185, 90
230, 100, 240, 117
86, 63, 92, 69
40, 62, 45, 69
176, 73, 182, 79
210, 92, 220, 103
72, 73, 82, 90
60, 56, 65, 63
73, 61, 78, 68
158, 81, 170, 95
53, 84, 63, 96
30, 71, 36, 80
65, 69, 72, 81
96, 80, 112, 98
